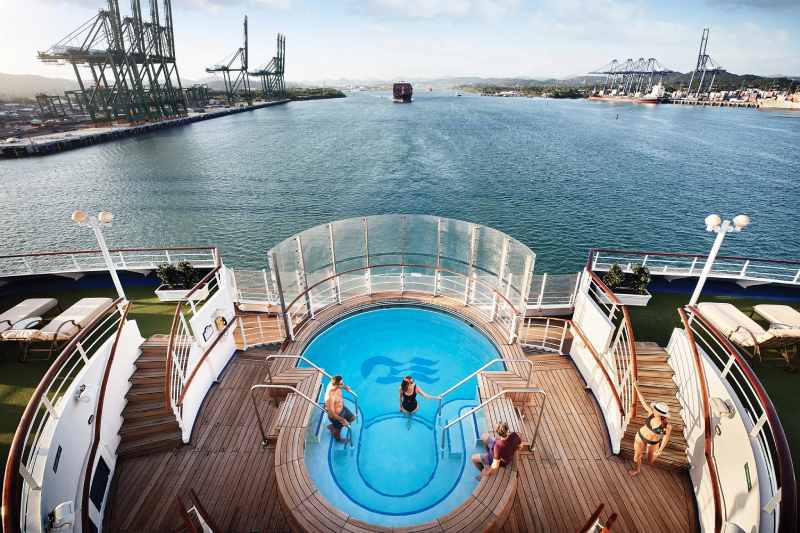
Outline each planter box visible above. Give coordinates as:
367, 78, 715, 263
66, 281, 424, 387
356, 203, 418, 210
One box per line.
600, 288, 652, 307
155, 283, 210, 303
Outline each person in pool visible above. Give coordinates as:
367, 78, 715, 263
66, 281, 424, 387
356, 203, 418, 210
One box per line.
399, 375, 440, 414
325, 375, 356, 442
629, 382, 672, 477
471, 422, 522, 479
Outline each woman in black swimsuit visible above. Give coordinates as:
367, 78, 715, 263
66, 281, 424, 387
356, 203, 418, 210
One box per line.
629, 382, 672, 476
399, 376, 440, 414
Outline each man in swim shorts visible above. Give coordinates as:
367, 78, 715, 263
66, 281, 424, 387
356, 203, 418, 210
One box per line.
325, 375, 355, 442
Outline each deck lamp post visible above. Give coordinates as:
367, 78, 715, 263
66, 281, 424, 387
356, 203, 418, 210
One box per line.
688, 214, 750, 306
71, 209, 127, 301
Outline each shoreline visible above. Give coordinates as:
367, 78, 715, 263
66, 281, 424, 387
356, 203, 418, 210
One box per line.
0, 99, 291, 159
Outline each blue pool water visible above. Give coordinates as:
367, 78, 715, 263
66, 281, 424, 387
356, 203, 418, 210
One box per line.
301, 306, 502, 526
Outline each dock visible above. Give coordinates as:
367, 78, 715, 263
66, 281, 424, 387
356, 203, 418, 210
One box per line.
0, 99, 290, 159
666, 98, 758, 108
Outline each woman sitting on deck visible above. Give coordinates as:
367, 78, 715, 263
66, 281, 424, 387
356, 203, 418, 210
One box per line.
471, 422, 522, 479
399, 375, 440, 414
629, 382, 672, 477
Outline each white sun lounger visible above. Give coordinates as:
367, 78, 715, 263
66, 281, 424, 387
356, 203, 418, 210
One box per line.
2, 297, 114, 360
0, 298, 59, 333
697, 302, 800, 364
753, 304, 800, 330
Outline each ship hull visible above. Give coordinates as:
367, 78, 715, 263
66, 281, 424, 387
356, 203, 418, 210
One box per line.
588, 95, 663, 104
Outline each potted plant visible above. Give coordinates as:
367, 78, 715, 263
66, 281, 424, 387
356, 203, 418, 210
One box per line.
154, 261, 210, 302
600, 263, 652, 307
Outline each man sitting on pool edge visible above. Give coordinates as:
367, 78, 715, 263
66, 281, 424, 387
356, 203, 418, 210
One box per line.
325, 375, 356, 442
471, 422, 522, 479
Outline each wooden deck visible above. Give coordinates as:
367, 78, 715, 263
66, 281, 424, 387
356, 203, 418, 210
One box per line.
105, 295, 697, 532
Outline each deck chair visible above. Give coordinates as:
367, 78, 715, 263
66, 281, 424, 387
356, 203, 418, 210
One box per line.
2, 298, 113, 361
697, 302, 800, 366
753, 304, 800, 330
0, 298, 59, 334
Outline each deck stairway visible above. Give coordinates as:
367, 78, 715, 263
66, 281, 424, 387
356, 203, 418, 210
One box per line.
118, 335, 182, 458
233, 311, 283, 350
619, 342, 689, 470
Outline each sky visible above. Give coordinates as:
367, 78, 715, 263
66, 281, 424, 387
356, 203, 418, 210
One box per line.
1, 0, 798, 83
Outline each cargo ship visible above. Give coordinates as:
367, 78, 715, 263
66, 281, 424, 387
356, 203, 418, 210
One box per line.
588, 83, 667, 104
393, 82, 413, 103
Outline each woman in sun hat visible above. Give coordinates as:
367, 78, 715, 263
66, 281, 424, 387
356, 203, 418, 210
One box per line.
629, 382, 672, 477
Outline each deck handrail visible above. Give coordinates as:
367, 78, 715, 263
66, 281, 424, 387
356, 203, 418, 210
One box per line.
280, 262, 524, 346
434, 357, 535, 424
568, 319, 625, 417
440, 387, 546, 452
685, 305, 796, 533
0, 245, 219, 260
249, 384, 327, 447
589, 247, 800, 267
519, 316, 570, 354
176, 317, 236, 406
2, 298, 125, 533
677, 307, 723, 533
264, 354, 360, 416
80, 301, 131, 532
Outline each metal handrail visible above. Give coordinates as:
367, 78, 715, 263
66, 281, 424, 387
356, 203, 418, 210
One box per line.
250, 384, 326, 447
435, 357, 536, 423
440, 387, 546, 452
264, 354, 360, 416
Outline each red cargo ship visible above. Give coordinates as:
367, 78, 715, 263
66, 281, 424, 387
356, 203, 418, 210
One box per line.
393, 82, 413, 103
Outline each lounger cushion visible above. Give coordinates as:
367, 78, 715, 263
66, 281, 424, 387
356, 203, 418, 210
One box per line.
38, 298, 113, 339
0, 298, 58, 333
697, 302, 767, 347
753, 305, 800, 329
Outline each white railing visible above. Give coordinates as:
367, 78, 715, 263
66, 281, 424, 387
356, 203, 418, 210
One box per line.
3, 299, 126, 533
590, 248, 800, 286
519, 316, 570, 354
682, 305, 795, 533
280, 264, 523, 345
527, 272, 581, 310
570, 270, 638, 452
236, 313, 284, 350
0, 246, 219, 278
231, 268, 280, 305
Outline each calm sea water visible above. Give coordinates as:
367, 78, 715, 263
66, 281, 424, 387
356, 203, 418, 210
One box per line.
1, 93, 798, 273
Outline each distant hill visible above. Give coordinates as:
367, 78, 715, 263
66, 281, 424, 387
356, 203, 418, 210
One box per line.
0, 72, 78, 99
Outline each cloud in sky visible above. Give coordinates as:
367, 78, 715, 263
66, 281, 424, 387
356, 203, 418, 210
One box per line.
1, 0, 798, 81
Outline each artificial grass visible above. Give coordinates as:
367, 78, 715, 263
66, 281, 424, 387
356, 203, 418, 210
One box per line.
0, 285, 175, 470
628, 293, 800, 478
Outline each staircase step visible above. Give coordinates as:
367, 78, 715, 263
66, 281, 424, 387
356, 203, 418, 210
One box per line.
131, 368, 167, 386
120, 414, 180, 440
117, 432, 182, 458
126, 385, 164, 404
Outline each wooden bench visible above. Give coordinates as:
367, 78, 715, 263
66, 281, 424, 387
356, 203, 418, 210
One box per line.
265, 371, 322, 443
477, 373, 532, 449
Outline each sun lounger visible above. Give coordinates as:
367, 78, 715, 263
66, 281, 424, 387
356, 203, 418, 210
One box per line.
2, 298, 113, 360
697, 302, 800, 365
753, 304, 800, 329
0, 298, 59, 333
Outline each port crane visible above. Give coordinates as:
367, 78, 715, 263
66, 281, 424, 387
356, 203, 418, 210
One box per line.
687, 28, 723, 98
206, 15, 252, 104
249, 34, 287, 100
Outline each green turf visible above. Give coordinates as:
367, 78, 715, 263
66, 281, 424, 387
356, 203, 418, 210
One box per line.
628, 293, 800, 478
0, 285, 175, 470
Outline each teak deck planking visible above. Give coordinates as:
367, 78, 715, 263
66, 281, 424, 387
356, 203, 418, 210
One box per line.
105, 293, 697, 532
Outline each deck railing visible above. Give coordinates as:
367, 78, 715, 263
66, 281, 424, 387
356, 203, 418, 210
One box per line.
231, 268, 280, 305
589, 248, 800, 287
0, 246, 218, 278
683, 305, 796, 533
519, 316, 570, 354
279, 263, 523, 345
527, 272, 581, 310
2, 299, 126, 533
166, 266, 224, 423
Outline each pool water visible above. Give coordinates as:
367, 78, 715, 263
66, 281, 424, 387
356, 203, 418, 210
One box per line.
301, 307, 502, 526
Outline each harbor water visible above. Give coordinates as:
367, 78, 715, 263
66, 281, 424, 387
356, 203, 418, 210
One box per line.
0, 92, 798, 272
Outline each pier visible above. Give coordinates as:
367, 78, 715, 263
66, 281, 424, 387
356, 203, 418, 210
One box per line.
666, 98, 758, 108
0, 99, 289, 159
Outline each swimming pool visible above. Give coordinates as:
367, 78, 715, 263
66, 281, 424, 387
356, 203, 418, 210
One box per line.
301, 306, 503, 526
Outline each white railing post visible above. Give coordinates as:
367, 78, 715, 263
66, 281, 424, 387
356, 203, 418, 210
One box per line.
794, 269, 800, 284
559, 323, 567, 354
238, 316, 248, 350
18, 464, 41, 491
689, 257, 698, 274
434, 269, 440, 297
328, 223, 342, 304
740, 260, 750, 277
536, 273, 547, 308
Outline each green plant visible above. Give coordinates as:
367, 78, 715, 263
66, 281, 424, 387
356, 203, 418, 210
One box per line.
176, 261, 200, 288
602, 263, 624, 290
630, 264, 651, 295
156, 263, 181, 289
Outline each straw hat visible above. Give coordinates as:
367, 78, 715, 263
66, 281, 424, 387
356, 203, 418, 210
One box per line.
652, 402, 669, 416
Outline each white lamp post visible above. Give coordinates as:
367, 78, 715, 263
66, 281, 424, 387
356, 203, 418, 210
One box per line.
71, 209, 127, 301
688, 213, 750, 306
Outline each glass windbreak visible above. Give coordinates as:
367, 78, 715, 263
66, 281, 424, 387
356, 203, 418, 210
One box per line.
268, 215, 536, 314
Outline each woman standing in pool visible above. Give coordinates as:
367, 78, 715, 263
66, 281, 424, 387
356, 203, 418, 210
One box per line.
399, 375, 440, 414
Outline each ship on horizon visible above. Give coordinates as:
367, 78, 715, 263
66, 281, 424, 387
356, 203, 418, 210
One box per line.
393, 82, 413, 103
